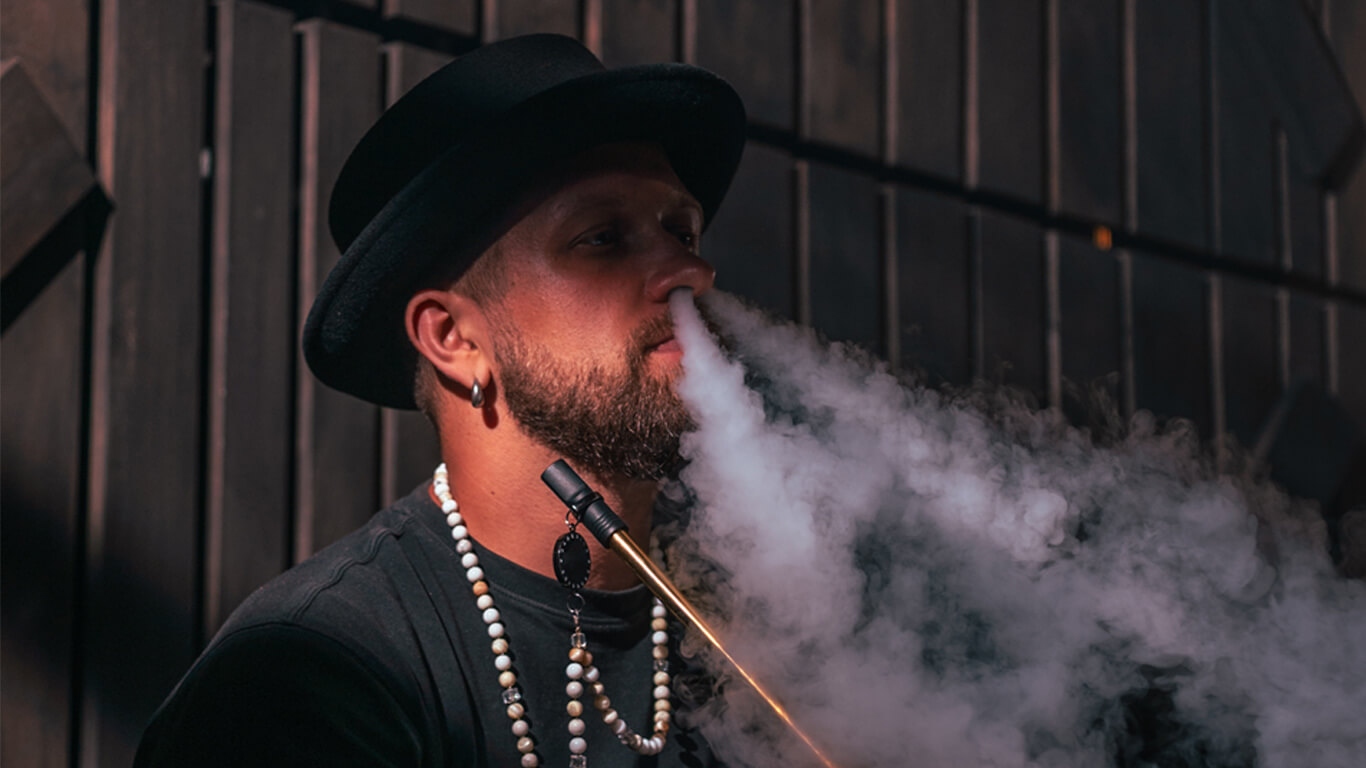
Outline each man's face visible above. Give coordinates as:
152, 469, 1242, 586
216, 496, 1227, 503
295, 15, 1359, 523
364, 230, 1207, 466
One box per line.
482, 143, 714, 480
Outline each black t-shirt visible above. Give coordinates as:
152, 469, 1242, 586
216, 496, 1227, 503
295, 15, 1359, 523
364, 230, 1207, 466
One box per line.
134, 484, 718, 767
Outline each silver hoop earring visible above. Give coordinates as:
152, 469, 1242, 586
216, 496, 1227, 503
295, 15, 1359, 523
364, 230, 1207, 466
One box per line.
470, 380, 484, 409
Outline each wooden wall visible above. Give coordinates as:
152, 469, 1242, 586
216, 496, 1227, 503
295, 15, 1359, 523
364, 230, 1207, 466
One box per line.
2, 1, 1363, 766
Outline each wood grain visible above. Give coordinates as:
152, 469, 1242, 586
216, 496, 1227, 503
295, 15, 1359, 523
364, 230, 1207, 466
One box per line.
295, 19, 383, 559
84, 1, 207, 764
204, 0, 296, 637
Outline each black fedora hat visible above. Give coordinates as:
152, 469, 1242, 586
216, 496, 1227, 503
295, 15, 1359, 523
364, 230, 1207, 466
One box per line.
302, 33, 747, 410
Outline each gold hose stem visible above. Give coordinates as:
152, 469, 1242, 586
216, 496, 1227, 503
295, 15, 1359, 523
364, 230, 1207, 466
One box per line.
607, 530, 843, 768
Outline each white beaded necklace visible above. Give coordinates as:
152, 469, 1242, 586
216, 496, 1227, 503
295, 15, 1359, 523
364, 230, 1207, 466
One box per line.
433, 463, 673, 768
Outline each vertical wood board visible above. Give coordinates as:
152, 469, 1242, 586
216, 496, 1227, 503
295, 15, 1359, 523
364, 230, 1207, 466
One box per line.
205, 0, 296, 637
807, 162, 882, 352
897, 187, 972, 385
383, 0, 478, 34
599, 0, 676, 66
705, 143, 796, 319
296, 20, 383, 559
896, 0, 963, 179
1057, 0, 1121, 223
805, 0, 881, 155
975, 0, 1043, 203
1058, 235, 1121, 425
1131, 254, 1210, 434
695, 0, 794, 129
978, 209, 1046, 400
86, 0, 208, 764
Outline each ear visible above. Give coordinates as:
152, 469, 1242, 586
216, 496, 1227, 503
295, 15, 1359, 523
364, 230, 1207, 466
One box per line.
405, 289, 493, 396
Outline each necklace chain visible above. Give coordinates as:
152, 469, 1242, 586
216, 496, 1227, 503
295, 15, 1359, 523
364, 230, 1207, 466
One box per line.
433, 464, 672, 767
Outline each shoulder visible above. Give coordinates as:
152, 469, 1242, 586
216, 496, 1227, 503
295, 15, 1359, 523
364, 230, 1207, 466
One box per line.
134, 622, 424, 767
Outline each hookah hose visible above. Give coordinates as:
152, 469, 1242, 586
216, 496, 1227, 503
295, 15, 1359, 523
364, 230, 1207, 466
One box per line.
542, 460, 842, 768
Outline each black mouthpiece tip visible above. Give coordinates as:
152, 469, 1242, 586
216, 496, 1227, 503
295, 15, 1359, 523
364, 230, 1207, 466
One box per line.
540, 460, 629, 547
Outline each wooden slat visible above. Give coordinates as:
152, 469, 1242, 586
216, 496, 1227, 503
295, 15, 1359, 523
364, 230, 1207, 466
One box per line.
1214, 1, 1277, 267
384, 41, 453, 102
695, 0, 794, 130
1, 256, 84, 768
1287, 293, 1324, 388
1338, 303, 1366, 432
1326, 0, 1366, 294
204, 0, 296, 638
805, 0, 880, 155
0, 4, 89, 764
1133, 0, 1207, 249
296, 20, 382, 559
383, 0, 477, 34
1056, 0, 1121, 224
495, 0, 581, 40
978, 209, 1046, 399
896, 187, 971, 385
895, 0, 963, 179
1222, 277, 1279, 446
1058, 234, 1121, 424
84, 0, 207, 764
0, 61, 97, 273
600, 0, 675, 66
381, 42, 449, 504
807, 161, 882, 352
704, 143, 795, 319
975, 0, 1043, 203
1131, 254, 1211, 434
0, 0, 89, 143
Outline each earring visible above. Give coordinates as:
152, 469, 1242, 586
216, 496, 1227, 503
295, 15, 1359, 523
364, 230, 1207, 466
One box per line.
470, 380, 484, 409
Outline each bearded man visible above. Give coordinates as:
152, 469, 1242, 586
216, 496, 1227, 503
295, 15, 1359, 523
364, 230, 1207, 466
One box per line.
134, 33, 745, 768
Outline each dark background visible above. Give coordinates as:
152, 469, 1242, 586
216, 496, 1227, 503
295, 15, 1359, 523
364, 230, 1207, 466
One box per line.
2, 1, 1364, 766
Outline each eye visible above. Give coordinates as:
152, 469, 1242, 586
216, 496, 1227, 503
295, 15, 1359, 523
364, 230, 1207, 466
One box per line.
577, 227, 621, 248
672, 228, 700, 249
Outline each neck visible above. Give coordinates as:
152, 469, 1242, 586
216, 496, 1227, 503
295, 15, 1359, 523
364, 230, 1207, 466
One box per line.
433, 406, 659, 591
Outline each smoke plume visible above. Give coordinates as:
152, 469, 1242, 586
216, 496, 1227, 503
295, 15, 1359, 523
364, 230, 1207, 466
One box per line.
663, 290, 1365, 768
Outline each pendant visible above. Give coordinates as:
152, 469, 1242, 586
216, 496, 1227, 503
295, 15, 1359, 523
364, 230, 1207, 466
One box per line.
554, 530, 591, 591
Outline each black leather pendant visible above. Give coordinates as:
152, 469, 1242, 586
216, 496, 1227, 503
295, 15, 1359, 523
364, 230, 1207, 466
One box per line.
554, 530, 591, 591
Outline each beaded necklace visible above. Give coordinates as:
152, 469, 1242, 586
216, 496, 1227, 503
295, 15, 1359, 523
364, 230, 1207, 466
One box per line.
433, 463, 673, 767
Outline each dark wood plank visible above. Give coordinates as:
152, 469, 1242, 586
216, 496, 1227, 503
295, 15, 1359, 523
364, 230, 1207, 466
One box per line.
383, 0, 477, 34
1287, 293, 1323, 389
385, 41, 453, 101
1326, 0, 1366, 294
382, 41, 449, 505
1057, 0, 1121, 223
0, 0, 88, 144
1, 256, 83, 768
0, 5, 89, 764
1214, 3, 1276, 266
896, 187, 972, 385
600, 0, 675, 66
695, 0, 794, 129
1221, 277, 1279, 447
978, 209, 1046, 399
205, 0, 295, 638
1132, 253, 1210, 434
896, 0, 962, 179
0, 61, 96, 272
704, 143, 795, 319
976, 0, 1043, 203
296, 20, 382, 559
496, 0, 580, 40
1058, 234, 1121, 425
84, 1, 207, 764
805, 0, 881, 155
1285, 145, 1324, 279
1133, 0, 1207, 248
807, 161, 882, 352
1338, 303, 1366, 432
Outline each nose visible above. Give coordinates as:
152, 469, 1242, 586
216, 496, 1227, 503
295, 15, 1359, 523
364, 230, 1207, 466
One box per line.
644, 234, 715, 303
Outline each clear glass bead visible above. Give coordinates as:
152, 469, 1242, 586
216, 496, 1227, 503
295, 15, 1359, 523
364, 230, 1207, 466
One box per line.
652, 660, 670, 673
501, 686, 523, 704
569, 756, 587, 768
570, 631, 587, 649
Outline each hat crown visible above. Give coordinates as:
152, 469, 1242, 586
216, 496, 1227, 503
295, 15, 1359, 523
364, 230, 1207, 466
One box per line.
328, 34, 607, 252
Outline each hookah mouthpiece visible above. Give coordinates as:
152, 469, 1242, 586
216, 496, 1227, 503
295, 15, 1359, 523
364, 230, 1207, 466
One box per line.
541, 460, 629, 546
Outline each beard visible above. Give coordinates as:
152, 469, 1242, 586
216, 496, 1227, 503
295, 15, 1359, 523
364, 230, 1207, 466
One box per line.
491, 314, 692, 481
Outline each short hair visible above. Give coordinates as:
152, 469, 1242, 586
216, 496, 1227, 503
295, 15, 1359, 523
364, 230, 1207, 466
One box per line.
411, 245, 510, 425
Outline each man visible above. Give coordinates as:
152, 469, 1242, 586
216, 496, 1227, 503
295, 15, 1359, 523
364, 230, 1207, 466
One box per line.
134, 34, 746, 767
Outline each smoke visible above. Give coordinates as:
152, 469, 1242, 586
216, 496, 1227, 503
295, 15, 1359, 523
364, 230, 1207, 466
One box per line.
662, 290, 1366, 768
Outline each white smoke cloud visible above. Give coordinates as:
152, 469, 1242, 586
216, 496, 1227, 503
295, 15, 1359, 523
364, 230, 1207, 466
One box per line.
663, 290, 1366, 768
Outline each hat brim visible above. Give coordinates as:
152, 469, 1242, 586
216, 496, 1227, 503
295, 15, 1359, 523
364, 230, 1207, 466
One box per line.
303, 63, 747, 410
